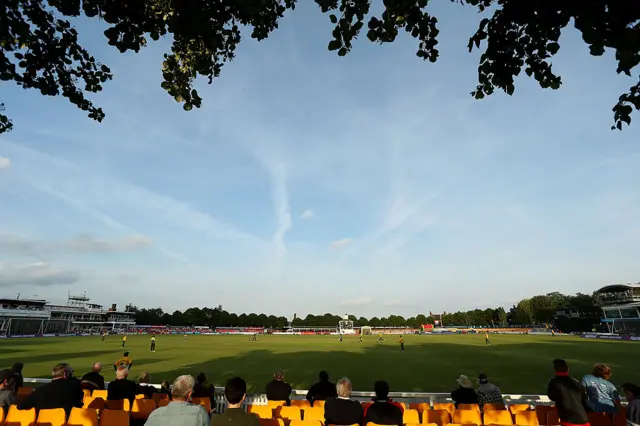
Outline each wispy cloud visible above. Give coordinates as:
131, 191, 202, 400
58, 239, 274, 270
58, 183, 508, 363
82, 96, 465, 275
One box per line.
301, 209, 314, 219
0, 262, 79, 287
268, 161, 292, 263
340, 297, 372, 307
0, 156, 10, 169
331, 238, 353, 249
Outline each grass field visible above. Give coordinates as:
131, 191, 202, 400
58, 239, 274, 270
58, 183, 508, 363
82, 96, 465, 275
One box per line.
2, 334, 639, 395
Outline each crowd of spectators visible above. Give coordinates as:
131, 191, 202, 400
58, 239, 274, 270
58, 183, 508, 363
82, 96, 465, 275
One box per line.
1, 358, 639, 426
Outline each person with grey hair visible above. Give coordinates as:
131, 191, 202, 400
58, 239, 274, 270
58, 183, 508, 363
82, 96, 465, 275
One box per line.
108, 366, 141, 403
81, 362, 105, 390
145, 375, 209, 426
18, 362, 83, 414
324, 377, 364, 426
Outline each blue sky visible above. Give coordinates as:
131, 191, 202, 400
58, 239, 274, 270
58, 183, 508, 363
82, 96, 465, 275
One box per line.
1, 2, 639, 318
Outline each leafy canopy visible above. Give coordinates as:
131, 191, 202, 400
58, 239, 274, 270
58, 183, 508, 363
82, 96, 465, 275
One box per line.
1, 0, 639, 134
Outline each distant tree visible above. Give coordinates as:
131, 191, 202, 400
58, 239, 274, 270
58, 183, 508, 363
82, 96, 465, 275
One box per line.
2, 1, 638, 134
496, 307, 508, 326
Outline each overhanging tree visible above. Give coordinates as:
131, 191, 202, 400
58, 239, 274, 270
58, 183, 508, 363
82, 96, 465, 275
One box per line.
1, 0, 638, 134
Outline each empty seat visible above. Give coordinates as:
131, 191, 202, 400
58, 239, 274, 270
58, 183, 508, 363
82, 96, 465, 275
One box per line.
515, 411, 539, 426
459, 405, 480, 412
249, 406, 275, 419
483, 404, 506, 412
6, 405, 37, 426
434, 404, 455, 417
92, 390, 108, 399
291, 421, 322, 426
409, 403, 430, 413
425, 409, 452, 426
546, 411, 560, 426
453, 410, 482, 425
535, 406, 556, 426
83, 397, 105, 411
292, 400, 311, 409
509, 405, 531, 416
275, 406, 303, 422
303, 407, 324, 422
587, 412, 612, 426
106, 399, 131, 411
613, 413, 627, 426
68, 407, 99, 426
484, 410, 513, 425
260, 419, 286, 426
36, 408, 67, 426
134, 394, 145, 400
404, 409, 420, 424
191, 397, 212, 414
312, 401, 326, 409
83, 389, 93, 399
131, 398, 156, 420
152, 393, 169, 404
99, 409, 129, 426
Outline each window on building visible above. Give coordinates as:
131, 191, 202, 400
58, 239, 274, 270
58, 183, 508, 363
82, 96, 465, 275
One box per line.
620, 308, 640, 319
604, 309, 622, 318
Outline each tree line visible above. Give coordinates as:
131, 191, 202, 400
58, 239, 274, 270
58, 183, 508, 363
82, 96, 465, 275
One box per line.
125, 291, 598, 329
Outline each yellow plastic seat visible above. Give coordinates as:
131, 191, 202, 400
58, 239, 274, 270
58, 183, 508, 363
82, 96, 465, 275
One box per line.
275, 406, 302, 422
409, 403, 430, 413
83, 389, 93, 399
458, 405, 480, 413
425, 409, 452, 426
131, 398, 156, 420
99, 409, 130, 426
6, 405, 37, 426
292, 400, 311, 409
134, 394, 145, 400
92, 390, 108, 399
453, 410, 482, 425
83, 396, 105, 411
191, 397, 212, 414
483, 405, 506, 412
404, 409, 421, 424
268, 401, 288, 408
36, 408, 67, 426
68, 407, 99, 426
312, 401, 326, 409
434, 404, 455, 417
291, 421, 322, 426
106, 399, 131, 411
484, 410, 513, 425
514, 412, 539, 426
249, 406, 275, 419
303, 407, 324, 422
509, 405, 531, 416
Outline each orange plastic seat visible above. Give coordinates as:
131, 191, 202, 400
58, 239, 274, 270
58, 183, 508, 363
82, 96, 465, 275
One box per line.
509, 405, 531, 416
131, 398, 156, 420
249, 406, 276, 419
0, 407, 5, 425
268, 401, 288, 408
99, 409, 130, 426
152, 393, 169, 404
546, 411, 560, 426
6, 405, 37, 426
291, 421, 322, 426
484, 410, 513, 425
587, 412, 612, 426
157, 399, 170, 408
260, 420, 286, 426
483, 404, 506, 412
453, 410, 482, 425
409, 403, 430, 413
535, 406, 556, 426
191, 397, 212, 414
425, 409, 452, 426
434, 404, 455, 417
68, 407, 99, 426
83, 389, 93, 399
134, 394, 145, 400
459, 405, 480, 412
312, 401, 326, 409
404, 409, 421, 424
17, 387, 35, 397
83, 397, 105, 411
36, 408, 66, 426
275, 406, 302, 422
292, 400, 311, 409
303, 407, 324, 422
106, 399, 131, 411
92, 390, 108, 399
613, 413, 626, 426
515, 411, 539, 426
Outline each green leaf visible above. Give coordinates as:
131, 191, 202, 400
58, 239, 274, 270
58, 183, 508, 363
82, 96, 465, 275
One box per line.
547, 42, 560, 55
328, 39, 341, 51
329, 14, 337, 24
183, 103, 193, 112
338, 47, 347, 56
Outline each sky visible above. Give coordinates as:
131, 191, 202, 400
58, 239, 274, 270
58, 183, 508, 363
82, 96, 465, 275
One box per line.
1, 2, 639, 319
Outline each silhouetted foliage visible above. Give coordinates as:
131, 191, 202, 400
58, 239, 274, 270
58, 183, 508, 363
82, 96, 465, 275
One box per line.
1, 1, 638, 133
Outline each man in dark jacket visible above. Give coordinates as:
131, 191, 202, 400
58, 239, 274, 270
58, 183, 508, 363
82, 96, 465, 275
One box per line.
547, 359, 590, 426
18, 363, 83, 415
266, 369, 292, 405
212, 377, 260, 426
325, 377, 364, 426
108, 366, 141, 403
363, 381, 404, 426
81, 362, 106, 390
11, 363, 24, 392
306, 371, 337, 406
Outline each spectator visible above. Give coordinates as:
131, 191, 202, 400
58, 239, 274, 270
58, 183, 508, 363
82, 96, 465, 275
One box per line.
363, 380, 404, 426
139, 372, 158, 398
114, 352, 133, 372
81, 362, 106, 390
0, 369, 18, 409
581, 364, 622, 413
547, 359, 589, 426
622, 383, 640, 426
108, 366, 141, 403
324, 377, 364, 426
451, 375, 478, 408
18, 363, 83, 414
159, 380, 172, 397
192, 373, 214, 399
306, 371, 337, 406
11, 363, 24, 391
476, 373, 505, 406
211, 377, 260, 426
145, 375, 209, 426
266, 369, 292, 405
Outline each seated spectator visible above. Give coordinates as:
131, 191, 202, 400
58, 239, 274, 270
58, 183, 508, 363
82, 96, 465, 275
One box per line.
363, 381, 403, 426
192, 373, 214, 399
476, 373, 504, 406
145, 375, 209, 426
159, 380, 172, 397
114, 352, 133, 372
11, 363, 24, 392
325, 377, 364, 426
451, 375, 478, 407
108, 366, 141, 403
0, 369, 18, 409
306, 371, 337, 406
622, 383, 640, 426
81, 362, 106, 390
547, 359, 589, 426
18, 363, 83, 414
581, 364, 622, 413
266, 369, 292, 405
139, 372, 158, 398
211, 377, 260, 426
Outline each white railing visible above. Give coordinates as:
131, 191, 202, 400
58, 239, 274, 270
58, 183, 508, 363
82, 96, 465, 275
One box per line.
23, 378, 553, 413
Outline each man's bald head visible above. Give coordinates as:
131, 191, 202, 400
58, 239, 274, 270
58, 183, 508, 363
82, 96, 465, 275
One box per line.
92, 362, 102, 373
